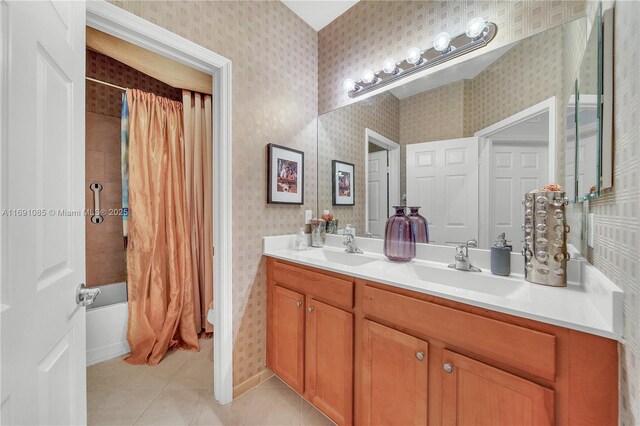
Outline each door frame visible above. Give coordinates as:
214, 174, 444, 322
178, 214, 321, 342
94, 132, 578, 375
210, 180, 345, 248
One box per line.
86, 2, 234, 405
474, 97, 556, 248
364, 128, 399, 234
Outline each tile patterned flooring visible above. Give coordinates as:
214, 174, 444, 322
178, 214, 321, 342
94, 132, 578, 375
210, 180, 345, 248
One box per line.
87, 340, 334, 425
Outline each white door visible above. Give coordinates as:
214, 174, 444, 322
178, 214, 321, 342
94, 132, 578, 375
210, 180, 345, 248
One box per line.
406, 138, 479, 245
367, 150, 388, 237
1, 2, 87, 424
490, 143, 548, 253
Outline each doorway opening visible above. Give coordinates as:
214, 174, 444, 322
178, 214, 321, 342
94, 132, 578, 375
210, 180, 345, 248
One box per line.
364, 128, 400, 237
476, 97, 556, 250
87, 1, 233, 404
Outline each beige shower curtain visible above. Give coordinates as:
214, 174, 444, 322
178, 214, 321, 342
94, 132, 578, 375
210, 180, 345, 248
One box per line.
182, 90, 214, 334
124, 89, 202, 365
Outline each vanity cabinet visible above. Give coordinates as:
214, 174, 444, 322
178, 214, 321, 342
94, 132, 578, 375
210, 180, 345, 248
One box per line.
266, 258, 618, 426
306, 298, 353, 426
267, 259, 354, 426
270, 285, 305, 394
361, 320, 428, 426
440, 350, 554, 426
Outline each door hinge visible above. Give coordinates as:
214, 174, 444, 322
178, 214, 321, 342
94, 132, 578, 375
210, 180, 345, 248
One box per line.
212, 246, 215, 256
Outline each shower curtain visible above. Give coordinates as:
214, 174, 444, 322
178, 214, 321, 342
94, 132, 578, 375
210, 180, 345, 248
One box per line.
124, 88, 199, 365
182, 90, 214, 334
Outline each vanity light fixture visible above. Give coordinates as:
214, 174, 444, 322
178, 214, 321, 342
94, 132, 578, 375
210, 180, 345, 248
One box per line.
342, 78, 358, 92
382, 58, 400, 75
433, 32, 452, 53
343, 17, 496, 98
361, 69, 377, 84
406, 46, 424, 65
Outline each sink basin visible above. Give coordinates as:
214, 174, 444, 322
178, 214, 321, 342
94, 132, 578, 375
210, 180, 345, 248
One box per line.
389, 262, 527, 298
296, 249, 378, 267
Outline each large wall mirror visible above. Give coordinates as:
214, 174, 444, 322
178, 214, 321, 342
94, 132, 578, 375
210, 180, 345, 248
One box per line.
317, 11, 613, 252
569, 4, 614, 202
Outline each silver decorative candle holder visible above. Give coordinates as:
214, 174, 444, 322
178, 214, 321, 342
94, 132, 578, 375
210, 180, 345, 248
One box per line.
522, 190, 570, 287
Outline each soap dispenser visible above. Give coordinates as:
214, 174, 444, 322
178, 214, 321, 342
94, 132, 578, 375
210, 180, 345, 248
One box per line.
491, 233, 512, 276
295, 227, 307, 251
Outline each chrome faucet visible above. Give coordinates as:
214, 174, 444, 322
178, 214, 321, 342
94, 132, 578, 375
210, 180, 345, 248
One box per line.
344, 234, 363, 254
448, 239, 481, 272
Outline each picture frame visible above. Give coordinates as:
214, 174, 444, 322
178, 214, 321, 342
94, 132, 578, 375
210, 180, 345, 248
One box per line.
332, 160, 355, 206
267, 143, 304, 205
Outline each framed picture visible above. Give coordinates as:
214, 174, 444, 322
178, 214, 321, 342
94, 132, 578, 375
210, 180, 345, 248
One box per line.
332, 160, 355, 206
267, 143, 304, 204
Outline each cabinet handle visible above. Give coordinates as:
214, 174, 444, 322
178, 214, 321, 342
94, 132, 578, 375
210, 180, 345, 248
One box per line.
415, 351, 425, 361
296, 301, 302, 307
443, 363, 453, 373
307, 306, 314, 313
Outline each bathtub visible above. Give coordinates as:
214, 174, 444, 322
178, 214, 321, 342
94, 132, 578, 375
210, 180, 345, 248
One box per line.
86, 282, 130, 366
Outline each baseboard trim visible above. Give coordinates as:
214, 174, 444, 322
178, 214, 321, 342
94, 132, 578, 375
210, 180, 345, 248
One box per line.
87, 341, 130, 366
233, 368, 274, 399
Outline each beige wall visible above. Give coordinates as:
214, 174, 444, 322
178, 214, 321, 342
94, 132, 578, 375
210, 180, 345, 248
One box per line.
110, 1, 319, 388
317, 92, 399, 234
588, 2, 640, 423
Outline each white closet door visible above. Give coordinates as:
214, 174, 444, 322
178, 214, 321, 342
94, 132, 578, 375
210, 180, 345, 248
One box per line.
490, 143, 548, 253
1, 2, 87, 424
367, 150, 388, 237
406, 138, 479, 245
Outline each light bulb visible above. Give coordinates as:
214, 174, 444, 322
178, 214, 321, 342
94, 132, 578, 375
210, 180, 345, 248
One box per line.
362, 69, 376, 84
343, 78, 356, 92
433, 32, 451, 52
406, 47, 423, 65
466, 17, 487, 39
383, 58, 398, 74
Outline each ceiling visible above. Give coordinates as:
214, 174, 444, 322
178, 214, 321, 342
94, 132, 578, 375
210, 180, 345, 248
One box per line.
281, 0, 359, 31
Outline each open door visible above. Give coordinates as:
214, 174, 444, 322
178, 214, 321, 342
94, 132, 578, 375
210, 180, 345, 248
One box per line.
1, 2, 87, 424
406, 138, 479, 245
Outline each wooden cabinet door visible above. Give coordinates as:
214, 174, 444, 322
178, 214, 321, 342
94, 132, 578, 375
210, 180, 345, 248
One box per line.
271, 285, 305, 393
441, 349, 555, 426
306, 298, 353, 426
361, 320, 428, 426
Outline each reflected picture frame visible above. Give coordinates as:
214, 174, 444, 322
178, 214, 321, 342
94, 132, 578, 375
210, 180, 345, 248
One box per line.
267, 143, 304, 205
332, 160, 355, 206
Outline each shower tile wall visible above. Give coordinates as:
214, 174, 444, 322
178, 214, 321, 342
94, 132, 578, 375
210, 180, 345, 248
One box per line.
85, 111, 126, 287
85, 49, 182, 287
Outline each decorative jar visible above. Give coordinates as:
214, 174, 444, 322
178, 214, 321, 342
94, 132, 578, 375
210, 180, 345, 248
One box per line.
408, 207, 429, 244
383, 206, 416, 262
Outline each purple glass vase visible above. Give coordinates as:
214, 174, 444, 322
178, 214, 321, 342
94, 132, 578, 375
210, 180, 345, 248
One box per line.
383, 206, 416, 262
408, 207, 429, 244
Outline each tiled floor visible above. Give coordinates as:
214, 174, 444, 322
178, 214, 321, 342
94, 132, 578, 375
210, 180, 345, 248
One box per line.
87, 340, 334, 425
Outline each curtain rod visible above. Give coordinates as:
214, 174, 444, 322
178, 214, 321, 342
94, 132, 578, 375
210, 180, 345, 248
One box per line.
86, 76, 126, 92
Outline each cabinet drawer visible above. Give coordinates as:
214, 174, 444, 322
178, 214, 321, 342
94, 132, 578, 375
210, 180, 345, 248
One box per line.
362, 285, 556, 381
272, 261, 354, 309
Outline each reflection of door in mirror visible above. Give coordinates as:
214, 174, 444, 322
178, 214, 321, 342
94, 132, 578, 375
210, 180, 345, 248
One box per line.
491, 141, 548, 254
406, 138, 479, 246
476, 99, 555, 250
367, 148, 388, 237
577, 95, 599, 197
365, 129, 400, 237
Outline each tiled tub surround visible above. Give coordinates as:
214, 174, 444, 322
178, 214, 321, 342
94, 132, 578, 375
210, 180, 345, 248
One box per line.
263, 234, 622, 340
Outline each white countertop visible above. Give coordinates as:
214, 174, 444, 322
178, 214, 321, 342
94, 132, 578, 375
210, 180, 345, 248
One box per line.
263, 234, 623, 341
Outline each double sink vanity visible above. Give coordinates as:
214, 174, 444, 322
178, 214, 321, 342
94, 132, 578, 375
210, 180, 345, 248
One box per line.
263, 234, 622, 425
262, 6, 621, 425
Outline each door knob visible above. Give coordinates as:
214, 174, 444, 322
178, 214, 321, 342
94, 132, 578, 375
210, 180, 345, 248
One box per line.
307, 306, 314, 313
443, 363, 453, 373
296, 301, 302, 307
76, 283, 101, 307
416, 351, 425, 361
